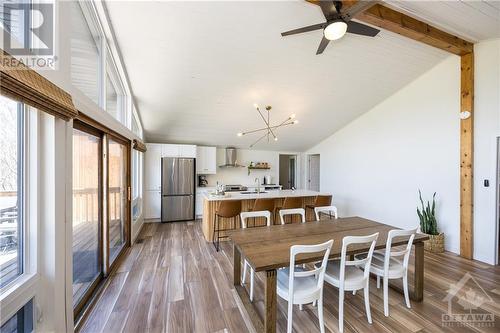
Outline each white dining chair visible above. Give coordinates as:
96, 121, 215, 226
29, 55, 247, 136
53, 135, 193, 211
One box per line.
314, 205, 338, 221
277, 239, 333, 333
240, 210, 271, 302
279, 208, 306, 225
316, 233, 379, 333
354, 228, 417, 316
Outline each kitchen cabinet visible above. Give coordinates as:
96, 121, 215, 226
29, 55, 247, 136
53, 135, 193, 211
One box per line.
144, 190, 161, 219
162, 144, 197, 158
196, 146, 217, 174
179, 145, 197, 158
145, 144, 162, 191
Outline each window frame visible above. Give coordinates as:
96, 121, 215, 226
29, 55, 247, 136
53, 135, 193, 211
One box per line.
0, 102, 39, 327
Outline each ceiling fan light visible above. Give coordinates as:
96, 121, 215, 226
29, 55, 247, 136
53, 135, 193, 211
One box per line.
324, 21, 348, 41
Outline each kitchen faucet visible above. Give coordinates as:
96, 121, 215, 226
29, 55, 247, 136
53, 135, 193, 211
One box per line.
255, 177, 261, 194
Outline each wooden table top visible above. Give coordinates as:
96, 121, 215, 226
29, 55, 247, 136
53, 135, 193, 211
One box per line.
228, 217, 429, 272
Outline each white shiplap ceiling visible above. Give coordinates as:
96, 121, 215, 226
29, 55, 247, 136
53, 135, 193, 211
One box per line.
105, 1, 499, 151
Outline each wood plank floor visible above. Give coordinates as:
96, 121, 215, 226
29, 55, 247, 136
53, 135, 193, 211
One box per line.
79, 221, 500, 333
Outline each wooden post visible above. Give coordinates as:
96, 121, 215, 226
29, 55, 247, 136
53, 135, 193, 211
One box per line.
460, 52, 474, 259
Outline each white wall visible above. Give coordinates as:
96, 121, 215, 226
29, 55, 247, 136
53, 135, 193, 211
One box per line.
473, 39, 500, 264
205, 148, 302, 187
307, 55, 462, 253
307, 40, 500, 264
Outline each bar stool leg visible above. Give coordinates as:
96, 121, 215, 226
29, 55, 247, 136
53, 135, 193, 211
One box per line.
212, 214, 217, 250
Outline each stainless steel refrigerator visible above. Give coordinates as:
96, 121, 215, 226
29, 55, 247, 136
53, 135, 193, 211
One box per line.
161, 157, 195, 222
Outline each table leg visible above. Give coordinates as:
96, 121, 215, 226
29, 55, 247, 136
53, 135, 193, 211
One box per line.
264, 269, 277, 333
413, 242, 424, 301
234, 244, 241, 286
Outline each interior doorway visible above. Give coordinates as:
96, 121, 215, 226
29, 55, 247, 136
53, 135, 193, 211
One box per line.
307, 154, 320, 191
279, 154, 297, 189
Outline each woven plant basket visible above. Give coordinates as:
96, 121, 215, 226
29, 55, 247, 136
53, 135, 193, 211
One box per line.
423, 232, 444, 253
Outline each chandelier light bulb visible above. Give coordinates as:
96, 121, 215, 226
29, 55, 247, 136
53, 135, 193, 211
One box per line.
253, 103, 259, 109
237, 132, 243, 137
290, 114, 296, 119
293, 120, 299, 124
274, 137, 278, 141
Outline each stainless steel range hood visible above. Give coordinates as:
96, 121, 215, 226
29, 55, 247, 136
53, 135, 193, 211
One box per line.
219, 147, 245, 168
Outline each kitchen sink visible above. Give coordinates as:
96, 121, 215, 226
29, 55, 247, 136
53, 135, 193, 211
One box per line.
240, 191, 268, 194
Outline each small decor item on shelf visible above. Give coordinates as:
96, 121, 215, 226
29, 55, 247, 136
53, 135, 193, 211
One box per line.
417, 190, 444, 253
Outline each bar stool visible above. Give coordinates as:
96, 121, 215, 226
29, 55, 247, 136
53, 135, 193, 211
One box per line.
275, 196, 303, 224
249, 198, 276, 226
306, 195, 332, 220
212, 200, 242, 252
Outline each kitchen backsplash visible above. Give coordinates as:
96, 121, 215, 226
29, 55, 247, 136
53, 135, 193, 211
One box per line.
204, 148, 298, 186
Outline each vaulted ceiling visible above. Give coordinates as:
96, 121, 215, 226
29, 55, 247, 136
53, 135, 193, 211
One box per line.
106, 1, 500, 151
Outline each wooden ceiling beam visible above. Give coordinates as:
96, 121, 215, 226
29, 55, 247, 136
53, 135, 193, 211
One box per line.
305, 1, 474, 55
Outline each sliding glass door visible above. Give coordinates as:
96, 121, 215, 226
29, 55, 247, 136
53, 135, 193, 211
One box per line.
72, 120, 130, 318
72, 124, 103, 312
107, 137, 128, 265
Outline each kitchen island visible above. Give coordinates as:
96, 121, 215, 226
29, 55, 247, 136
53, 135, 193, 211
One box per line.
201, 189, 328, 241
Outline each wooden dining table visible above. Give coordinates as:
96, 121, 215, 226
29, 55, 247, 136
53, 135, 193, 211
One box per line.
228, 216, 429, 333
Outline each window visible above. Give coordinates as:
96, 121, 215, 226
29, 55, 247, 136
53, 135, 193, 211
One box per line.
0, 95, 23, 289
131, 112, 141, 138
105, 70, 118, 119
70, 0, 100, 105
0, 0, 30, 47
132, 150, 142, 222
106, 57, 126, 125
0, 298, 33, 333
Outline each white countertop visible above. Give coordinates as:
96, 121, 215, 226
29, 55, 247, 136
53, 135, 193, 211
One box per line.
203, 189, 325, 201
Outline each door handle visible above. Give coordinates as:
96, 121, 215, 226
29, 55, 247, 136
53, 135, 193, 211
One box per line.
128, 186, 131, 201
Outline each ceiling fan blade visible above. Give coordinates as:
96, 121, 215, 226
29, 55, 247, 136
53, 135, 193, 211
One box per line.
281, 22, 326, 37
318, 1, 339, 20
346, 21, 380, 37
341, 1, 378, 21
316, 36, 330, 55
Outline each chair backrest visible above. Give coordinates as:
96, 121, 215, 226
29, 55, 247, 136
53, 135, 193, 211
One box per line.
279, 208, 305, 224
240, 211, 271, 228
288, 239, 334, 302
384, 228, 417, 271
314, 195, 332, 207
314, 205, 338, 221
252, 198, 275, 212
340, 233, 379, 287
282, 196, 303, 209
216, 200, 242, 218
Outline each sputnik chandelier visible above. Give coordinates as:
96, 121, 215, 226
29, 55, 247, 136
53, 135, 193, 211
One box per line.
237, 104, 299, 148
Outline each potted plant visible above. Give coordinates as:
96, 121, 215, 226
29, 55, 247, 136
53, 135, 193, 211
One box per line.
417, 190, 444, 253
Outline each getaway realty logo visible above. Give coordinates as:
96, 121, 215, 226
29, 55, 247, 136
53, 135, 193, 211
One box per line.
442, 272, 495, 328
1, 0, 56, 69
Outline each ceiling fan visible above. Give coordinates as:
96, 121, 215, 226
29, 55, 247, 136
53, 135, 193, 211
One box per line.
281, 1, 381, 55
